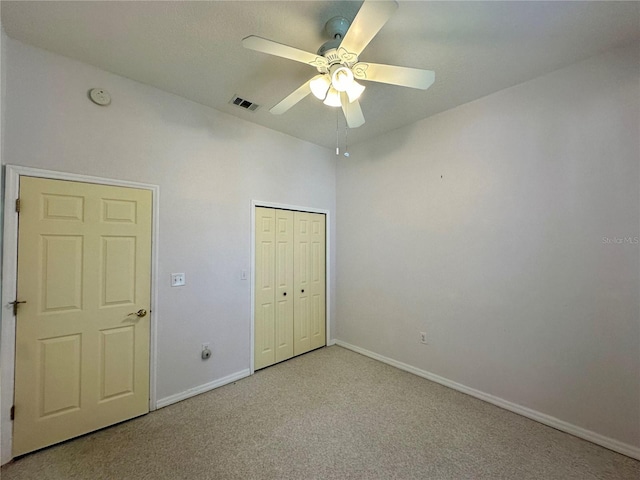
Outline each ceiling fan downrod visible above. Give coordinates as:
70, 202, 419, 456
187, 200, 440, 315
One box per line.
317, 16, 351, 61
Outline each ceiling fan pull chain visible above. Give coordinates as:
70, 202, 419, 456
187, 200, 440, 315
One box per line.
336, 110, 340, 156
344, 123, 350, 157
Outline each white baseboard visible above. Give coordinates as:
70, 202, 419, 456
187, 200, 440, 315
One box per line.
156, 369, 251, 409
327, 338, 336, 346
333, 340, 640, 461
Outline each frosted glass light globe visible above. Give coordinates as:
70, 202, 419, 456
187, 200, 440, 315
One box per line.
310, 75, 331, 100
323, 87, 342, 107
331, 66, 354, 92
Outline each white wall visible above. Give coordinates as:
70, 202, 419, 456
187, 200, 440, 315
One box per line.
2, 28, 638, 462
336, 42, 640, 451
1, 39, 336, 404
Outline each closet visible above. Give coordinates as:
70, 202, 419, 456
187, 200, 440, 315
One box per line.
254, 207, 326, 370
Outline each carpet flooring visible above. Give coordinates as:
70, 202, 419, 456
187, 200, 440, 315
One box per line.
1, 345, 639, 479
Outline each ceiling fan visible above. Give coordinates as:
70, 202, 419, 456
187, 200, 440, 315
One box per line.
242, 0, 435, 129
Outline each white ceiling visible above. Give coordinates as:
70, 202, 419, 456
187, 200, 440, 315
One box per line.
2, 1, 639, 149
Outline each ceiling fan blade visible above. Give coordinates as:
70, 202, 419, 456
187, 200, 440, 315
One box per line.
270, 76, 322, 115
340, 93, 365, 128
242, 36, 327, 69
339, 0, 398, 57
353, 62, 435, 90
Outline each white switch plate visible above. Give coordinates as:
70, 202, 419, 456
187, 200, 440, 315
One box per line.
171, 273, 185, 287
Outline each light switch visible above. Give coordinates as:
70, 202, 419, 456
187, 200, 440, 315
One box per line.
171, 273, 185, 287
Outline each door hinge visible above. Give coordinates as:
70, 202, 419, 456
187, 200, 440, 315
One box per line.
15, 198, 20, 213
10, 405, 15, 421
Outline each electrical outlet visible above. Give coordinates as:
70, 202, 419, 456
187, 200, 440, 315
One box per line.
171, 273, 185, 287
420, 332, 427, 344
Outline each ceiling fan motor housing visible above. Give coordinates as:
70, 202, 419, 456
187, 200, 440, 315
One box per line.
318, 46, 341, 65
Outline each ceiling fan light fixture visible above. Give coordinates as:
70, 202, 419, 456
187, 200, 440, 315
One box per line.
323, 87, 342, 107
346, 80, 365, 103
310, 75, 331, 100
242, 0, 435, 128
331, 65, 354, 92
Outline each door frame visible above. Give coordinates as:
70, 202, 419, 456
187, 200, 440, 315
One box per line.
1, 165, 160, 464
250, 200, 333, 375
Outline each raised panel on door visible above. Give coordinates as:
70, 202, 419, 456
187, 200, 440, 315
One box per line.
13, 177, 152, 456
41, 194, 84, 221
40, 235, 83, 313
99, 326, 135, 402
38, 334, 82, 418
101, 236, 136, 307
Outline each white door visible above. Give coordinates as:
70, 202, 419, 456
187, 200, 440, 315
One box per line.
13, 177, 152, 456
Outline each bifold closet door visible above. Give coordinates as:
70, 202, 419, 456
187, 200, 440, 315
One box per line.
254, 207, 294, 370
294, 212, 326, 356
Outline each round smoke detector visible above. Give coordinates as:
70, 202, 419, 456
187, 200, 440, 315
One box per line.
89, 88, 111, 106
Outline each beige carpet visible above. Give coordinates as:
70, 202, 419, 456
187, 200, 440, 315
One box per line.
2, 345, 639, 479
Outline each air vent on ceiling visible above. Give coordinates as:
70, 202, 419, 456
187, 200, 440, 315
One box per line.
230, 95, 260, 112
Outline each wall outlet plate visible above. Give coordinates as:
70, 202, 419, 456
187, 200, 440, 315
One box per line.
171, 273, 185, 287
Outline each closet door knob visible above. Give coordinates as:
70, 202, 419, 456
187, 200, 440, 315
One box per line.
283, 292, 287, 296
301, 289, 305, 293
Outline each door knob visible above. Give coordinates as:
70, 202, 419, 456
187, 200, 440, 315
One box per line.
283, 292, 287, 296
301, 289, 305, 293
129, 309, 147, 318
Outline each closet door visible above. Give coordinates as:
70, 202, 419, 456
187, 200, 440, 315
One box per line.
254, 208, 294, 370
294, 212, 326, 355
